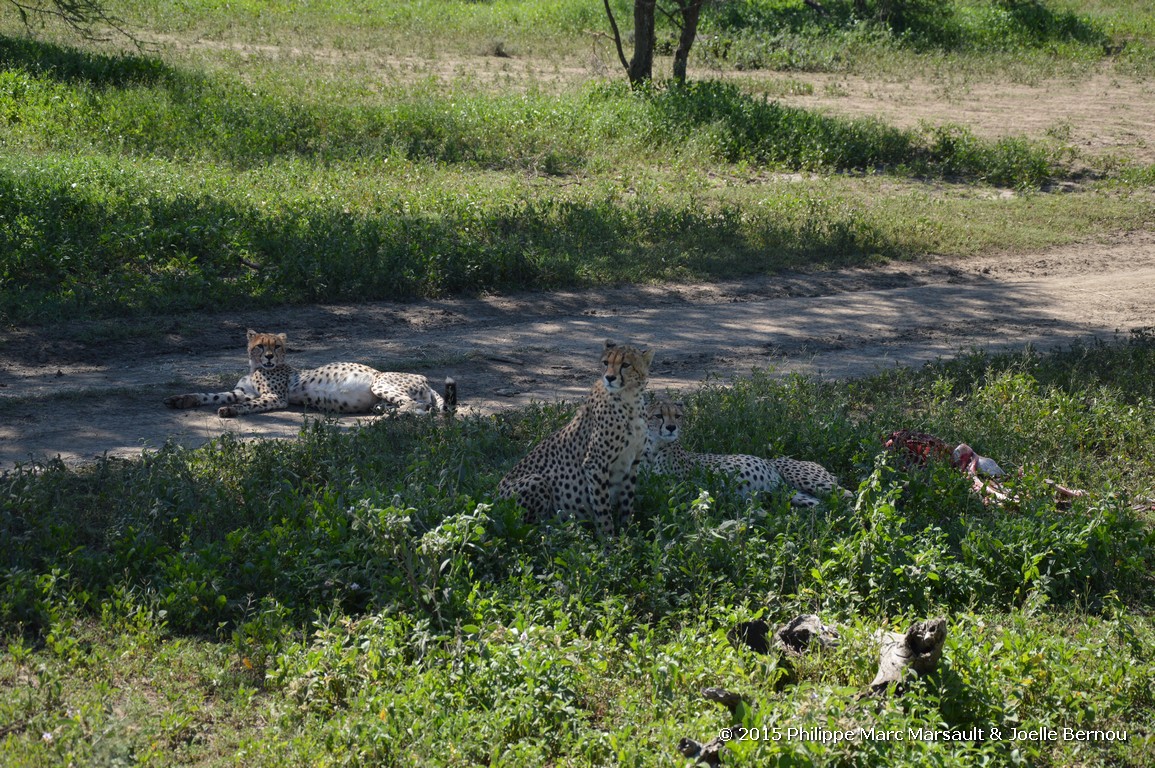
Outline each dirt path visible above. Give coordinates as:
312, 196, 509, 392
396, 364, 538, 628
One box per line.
2, 231, 1153, 470
732, 68, 1155, 166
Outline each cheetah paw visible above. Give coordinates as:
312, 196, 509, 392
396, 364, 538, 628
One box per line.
165, 394, 201, 409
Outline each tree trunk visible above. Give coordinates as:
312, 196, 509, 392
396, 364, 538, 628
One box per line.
628, 0, 656, 86
672, 0, 704, 84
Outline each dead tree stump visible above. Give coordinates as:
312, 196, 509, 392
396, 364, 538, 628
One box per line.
773, 614, 841, 654
729, 614, 840, 656
859, 617, 947, 699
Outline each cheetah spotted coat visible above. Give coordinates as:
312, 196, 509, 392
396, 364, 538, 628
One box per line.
497, 340, 654, 538
164, 330, 454, 418
643, 398, 851, 507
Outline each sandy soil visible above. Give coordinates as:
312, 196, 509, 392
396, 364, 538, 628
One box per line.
733, 68, 1155, 166
2, 231, 1153, 470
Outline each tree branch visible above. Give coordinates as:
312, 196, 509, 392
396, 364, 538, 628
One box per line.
7, 0, 140, 45
656, 1, 682, 30
804, 0, 830, 17
602, 0, 630, 73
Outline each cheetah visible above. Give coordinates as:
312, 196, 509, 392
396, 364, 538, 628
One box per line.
644, 398, 851, 507
164, 329, 456, 418
497, 340, 654, 538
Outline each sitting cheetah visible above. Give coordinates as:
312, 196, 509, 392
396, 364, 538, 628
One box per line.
165, 329, 455, 418
644, 398, 851, 507
497, 340, 654, 538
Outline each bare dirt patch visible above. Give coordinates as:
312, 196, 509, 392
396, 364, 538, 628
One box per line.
733, 68, 1155, 165
2, 231, 1153, 470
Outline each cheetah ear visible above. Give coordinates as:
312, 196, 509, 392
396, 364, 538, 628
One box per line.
246, 329, 257, 342
641, 349, 655, 366
603, 339, 618, 351
276, 333, 287, 344
673, 400, 685, 408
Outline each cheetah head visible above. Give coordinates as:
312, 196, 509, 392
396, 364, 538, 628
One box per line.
645, 397, 684, 444
246, 329, 288, 371
601, 340, 654, 392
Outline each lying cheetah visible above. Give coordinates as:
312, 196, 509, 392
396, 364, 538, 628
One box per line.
644, 398, 851, 507
497, 340, 654, 538
165, 329, 455, 418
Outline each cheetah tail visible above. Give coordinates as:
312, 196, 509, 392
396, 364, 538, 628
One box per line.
443, 377, 458, 412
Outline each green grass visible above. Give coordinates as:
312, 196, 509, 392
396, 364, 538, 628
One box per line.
121, 0, 620, 57
2, 3, 1155, 323
2, 339, 1154, 766
4, 139, 1151, 323
5, 146, 1150, 323
3, 33, 1154, 323
99, 1, 1154, 77
0, 36, 1078, 177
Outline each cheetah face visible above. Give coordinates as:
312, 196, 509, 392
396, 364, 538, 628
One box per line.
646, 398, 683, 443
246, 329, 288, 371
601, 340, 655, 392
